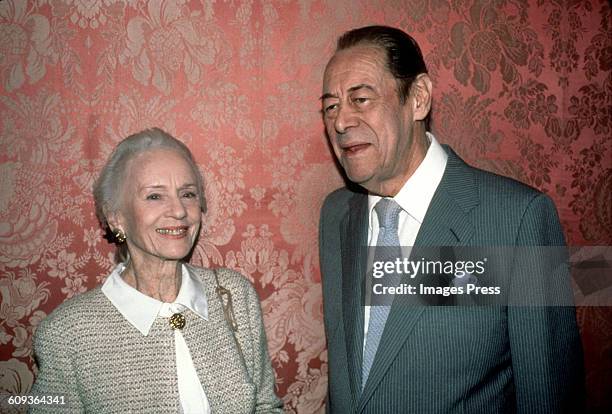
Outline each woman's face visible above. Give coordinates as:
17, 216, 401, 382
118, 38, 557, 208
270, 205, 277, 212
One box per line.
110, 148, 202, 265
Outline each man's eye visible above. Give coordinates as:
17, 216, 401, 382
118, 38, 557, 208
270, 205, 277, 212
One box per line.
182, 191, 197, 199
354, 97, 369, 104
324, 103, 338, 113
146, 193, 161, 200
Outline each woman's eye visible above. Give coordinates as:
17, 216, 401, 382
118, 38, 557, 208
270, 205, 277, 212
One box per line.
182, 191, 197, 199
146, 193, 161, 200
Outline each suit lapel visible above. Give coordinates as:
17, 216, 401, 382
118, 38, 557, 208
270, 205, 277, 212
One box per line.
341, 191, 369, 405
413, 146, 478, 247
358, 147, 479, 410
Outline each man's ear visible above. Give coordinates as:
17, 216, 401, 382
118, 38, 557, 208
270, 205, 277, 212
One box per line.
410, 73, 433, 122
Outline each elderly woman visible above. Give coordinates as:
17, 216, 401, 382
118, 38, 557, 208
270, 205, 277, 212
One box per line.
30, 128, 282, 413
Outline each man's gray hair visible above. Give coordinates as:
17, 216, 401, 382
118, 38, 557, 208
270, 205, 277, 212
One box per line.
93, 127, 206, 233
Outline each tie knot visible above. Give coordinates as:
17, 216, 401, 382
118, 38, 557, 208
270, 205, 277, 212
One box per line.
374, 198, 402, 231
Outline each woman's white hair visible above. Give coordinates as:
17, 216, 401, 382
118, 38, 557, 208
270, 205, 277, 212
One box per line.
93, 128, 206, 248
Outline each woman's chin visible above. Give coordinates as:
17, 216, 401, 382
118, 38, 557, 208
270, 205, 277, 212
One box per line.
129, 248, 192, 264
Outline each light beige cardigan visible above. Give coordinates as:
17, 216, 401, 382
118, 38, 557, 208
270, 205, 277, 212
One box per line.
30, 266, 283, 413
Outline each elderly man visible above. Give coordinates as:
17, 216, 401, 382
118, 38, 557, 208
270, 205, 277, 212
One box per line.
319, 25, 583, 413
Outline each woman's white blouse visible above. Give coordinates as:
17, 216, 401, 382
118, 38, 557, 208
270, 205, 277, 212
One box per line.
101, 263, 211, 414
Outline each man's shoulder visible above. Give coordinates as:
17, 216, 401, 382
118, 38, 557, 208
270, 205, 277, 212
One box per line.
321, 186, 365, 216
475, 166, 539, 196
323, 186, 354, 205
470, 166, 562, 228
445, 147, 547, 207
473, 166, 544, 205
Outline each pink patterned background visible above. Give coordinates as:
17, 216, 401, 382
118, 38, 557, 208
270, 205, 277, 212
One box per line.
0, 0, 610, 412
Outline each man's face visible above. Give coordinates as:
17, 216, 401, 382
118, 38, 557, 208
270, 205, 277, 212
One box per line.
322, 45, 419, 196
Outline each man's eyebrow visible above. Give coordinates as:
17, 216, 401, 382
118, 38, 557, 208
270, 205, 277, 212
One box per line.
320, 84, 375, 100
347, 84, 375, 94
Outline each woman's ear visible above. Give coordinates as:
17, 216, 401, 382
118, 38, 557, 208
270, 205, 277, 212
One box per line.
105, 207, 124, 233
411, 73, 433, 122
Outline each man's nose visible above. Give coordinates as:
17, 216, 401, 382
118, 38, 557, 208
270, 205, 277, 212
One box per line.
334, 105, 359, 133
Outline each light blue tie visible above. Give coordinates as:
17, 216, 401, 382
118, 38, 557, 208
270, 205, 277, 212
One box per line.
362, 198, 403, 389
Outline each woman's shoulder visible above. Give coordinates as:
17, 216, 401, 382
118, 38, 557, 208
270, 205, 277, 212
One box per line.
36, 287, 110, 336
186, 264, 254, 291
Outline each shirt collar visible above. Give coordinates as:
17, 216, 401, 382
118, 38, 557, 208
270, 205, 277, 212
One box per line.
368, 132, 448, 227
101, 263, 208, 336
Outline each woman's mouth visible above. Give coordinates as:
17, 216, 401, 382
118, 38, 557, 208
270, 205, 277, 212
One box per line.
156, 227, 188, 236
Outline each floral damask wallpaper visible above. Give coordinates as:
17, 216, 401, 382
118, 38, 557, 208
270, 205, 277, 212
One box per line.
0, 0, 610, 412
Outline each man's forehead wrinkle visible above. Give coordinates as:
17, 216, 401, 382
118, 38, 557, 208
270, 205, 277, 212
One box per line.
324, 73, 393, 100
328, 60, 385, 80
324, 67, 386, 95
323, 48, 393, 94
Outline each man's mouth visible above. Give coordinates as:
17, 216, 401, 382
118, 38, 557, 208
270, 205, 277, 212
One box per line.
342, 143, 371, 155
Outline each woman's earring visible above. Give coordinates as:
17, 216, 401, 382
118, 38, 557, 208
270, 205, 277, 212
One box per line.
113, 229, 126, 243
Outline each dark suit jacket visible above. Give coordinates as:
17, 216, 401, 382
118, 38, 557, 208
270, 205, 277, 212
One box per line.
319, 146, 583, 413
